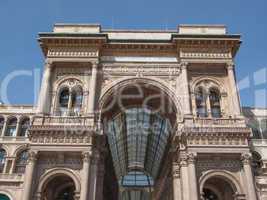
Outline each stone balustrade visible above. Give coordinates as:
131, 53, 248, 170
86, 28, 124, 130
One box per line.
192, 117, 246, 127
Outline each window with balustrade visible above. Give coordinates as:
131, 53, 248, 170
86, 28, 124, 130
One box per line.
195, 87, 208, 117
56, 79, 84, 116
194, 81, 222, 118
18, 117, 30, 137
15, 150, 28, 173
5, 117, 17, 137
0, 149, 6, 173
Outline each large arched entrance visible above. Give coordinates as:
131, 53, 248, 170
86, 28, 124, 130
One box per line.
100, 78, 180, 200
201, 176, 237, 200
41, 175, 76, 200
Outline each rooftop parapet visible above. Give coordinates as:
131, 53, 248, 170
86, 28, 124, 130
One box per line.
178, 24, 227, 35
53, 23, 101, 34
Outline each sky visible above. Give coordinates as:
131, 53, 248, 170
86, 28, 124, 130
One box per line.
0, 0, 266, 107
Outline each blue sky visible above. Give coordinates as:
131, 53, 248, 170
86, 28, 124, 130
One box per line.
0, 0, 266, 107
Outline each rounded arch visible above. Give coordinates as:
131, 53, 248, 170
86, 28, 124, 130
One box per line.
13, 144, 28, 157
199, 170, 243, 195
99, 77, 182, 119
53, 77, 86, 116
191, 77, 226, 94
0, 144, 9, 157
0, 190, 13, 200
37, 168, 81, 194
54, 76, 86, 92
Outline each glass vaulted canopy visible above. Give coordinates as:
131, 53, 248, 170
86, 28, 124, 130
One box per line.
106, 107, 171, 199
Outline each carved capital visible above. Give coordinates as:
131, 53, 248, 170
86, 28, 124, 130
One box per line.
28, 151, 38, 163
173, 162, 181, 178
187, 153, 197, 164
180, 61, 189, 70
179, 152, 188, 166
227, 61, 235, 71
82, 152, 92, 163
241, 153, 252, 165
45, 60, 53, 68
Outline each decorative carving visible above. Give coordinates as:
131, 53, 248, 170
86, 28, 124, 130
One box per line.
47, 47, 98, 58
197, 157, 242, 178
172, 162, 181, 178
103, 64, 181, 77
28, 151, 37, 163
82, 152, 91, 163
181, 126, 250, 147
180, 48, 231, 59
187, 153, 197, 164
241, 153, 252, 165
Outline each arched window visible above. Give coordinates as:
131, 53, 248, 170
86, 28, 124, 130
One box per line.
59, 88, 70, 116
15, 150, 28, 173
57, 85, 84, 116
71, 86, 83, 116
0, 117, 4, 135
209, 88, 221, 118
5, 117, 17, 137
19, 118, 30, 137
0, 149, 6, 173
195, 87, 207, 117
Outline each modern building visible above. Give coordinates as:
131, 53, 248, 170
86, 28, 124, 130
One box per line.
0, 24, 261, 200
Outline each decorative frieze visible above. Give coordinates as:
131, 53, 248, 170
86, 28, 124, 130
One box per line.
180, 48, 232, 59
47, 47, 98, 58
181, 127, 250, 147
103, 64, 181, 77
197, 157, 242, 177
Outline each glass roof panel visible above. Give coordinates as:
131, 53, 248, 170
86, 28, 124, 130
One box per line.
106, 107, 172, 189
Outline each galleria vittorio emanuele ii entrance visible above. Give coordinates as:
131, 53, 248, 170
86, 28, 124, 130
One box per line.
100, 79, 178, 200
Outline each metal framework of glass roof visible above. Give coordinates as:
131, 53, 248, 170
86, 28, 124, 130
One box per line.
106, 107, 171, 200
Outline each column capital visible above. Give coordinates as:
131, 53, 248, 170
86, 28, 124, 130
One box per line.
180, 61, 189, 70
172, 162, 181, 178
227, 61, 235, 70
187, 153, 197, 164
91, 61, 99, 67
241, 153, 252, 165
179, 152, 188, 166
45, 60, 53, 68
82, 151, 92, 163
28, 151, 38, 163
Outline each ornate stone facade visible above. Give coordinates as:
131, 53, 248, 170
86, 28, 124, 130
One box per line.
0, 24, 261, 200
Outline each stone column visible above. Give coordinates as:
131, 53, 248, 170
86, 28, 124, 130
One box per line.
1, 118, 7, 137
80, 152, 91, 200
241, 153, 257, 200
96, 158, 105, 200
87, 62, 98, 116
15, 117, 21, 137
173, 161, 182, 200
227, 62, 241, 116
188, 153, 199, 200
89, 153, 99, 200
37, 61, 52, 114
23, 151, 37, 200
180, 62, 191, 116
180, 153, 190, 200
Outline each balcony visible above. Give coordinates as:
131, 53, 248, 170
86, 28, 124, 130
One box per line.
32, 115, 94, 127
29, 116, 98, 145
0, 173, 24, 183
0, 136, 29, 143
